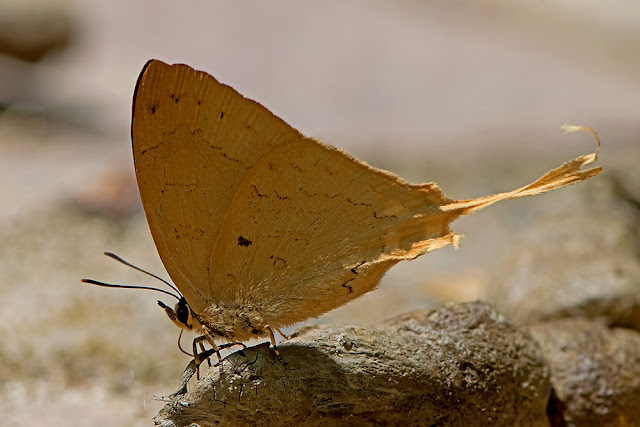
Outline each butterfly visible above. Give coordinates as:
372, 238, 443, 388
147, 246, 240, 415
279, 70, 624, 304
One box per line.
83, 59, 601, 367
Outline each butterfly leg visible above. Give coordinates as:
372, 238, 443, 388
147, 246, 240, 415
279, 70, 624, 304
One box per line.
192, 335, 220, 380
218, 342, 246, 351
276, 328, 289, 340
262, 325, 287, 366
261, 325, 278, 353
222, 341, 247, 356
196, 339, 212, 368
178, 330, 212, 372
193, 336, 245, 360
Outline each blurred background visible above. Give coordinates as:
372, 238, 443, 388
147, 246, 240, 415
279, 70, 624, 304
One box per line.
1, 0, 638, 425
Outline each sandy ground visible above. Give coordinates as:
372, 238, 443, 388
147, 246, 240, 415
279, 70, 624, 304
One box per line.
1, 1, 639, 425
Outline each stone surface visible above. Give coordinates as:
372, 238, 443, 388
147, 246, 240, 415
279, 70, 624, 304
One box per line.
155, 301, 551, 426
529, 318, 640, 427
0, 1, 71, 63
485, 174, 640, 329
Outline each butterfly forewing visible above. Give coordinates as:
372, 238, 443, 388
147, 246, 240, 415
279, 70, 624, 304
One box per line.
132, 60, 302, 312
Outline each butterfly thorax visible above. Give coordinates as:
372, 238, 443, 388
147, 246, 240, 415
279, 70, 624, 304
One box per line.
193, 302, 268, 343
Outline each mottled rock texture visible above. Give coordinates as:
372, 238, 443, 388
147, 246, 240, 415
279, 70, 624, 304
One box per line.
155, 301, 551, 427
487, 172, 640, 426
486, 175, 640, 329
530, 318, 640, 427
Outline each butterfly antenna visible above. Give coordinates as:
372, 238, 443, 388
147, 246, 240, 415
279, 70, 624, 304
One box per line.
81, 278, 181, 300
102, 251, 183, 297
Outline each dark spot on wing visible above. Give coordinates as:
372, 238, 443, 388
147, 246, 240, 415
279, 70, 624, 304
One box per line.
238, 236, 252, 247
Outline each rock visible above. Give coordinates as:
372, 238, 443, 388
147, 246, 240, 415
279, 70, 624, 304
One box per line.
154, 301, 550, 426
529, 318, 640, 426
485, 175, 640, 329
0, 0, 72, 63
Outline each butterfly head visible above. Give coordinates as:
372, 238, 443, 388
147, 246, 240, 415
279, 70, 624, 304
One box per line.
158, 298, 198, 331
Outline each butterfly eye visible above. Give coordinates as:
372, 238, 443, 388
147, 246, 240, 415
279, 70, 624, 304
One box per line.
176, 297, 191, 326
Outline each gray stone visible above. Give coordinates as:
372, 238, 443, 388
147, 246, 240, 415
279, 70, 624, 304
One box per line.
155, 301, 550, 426
486, 175, 640, 329
529, 318, 640, 426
